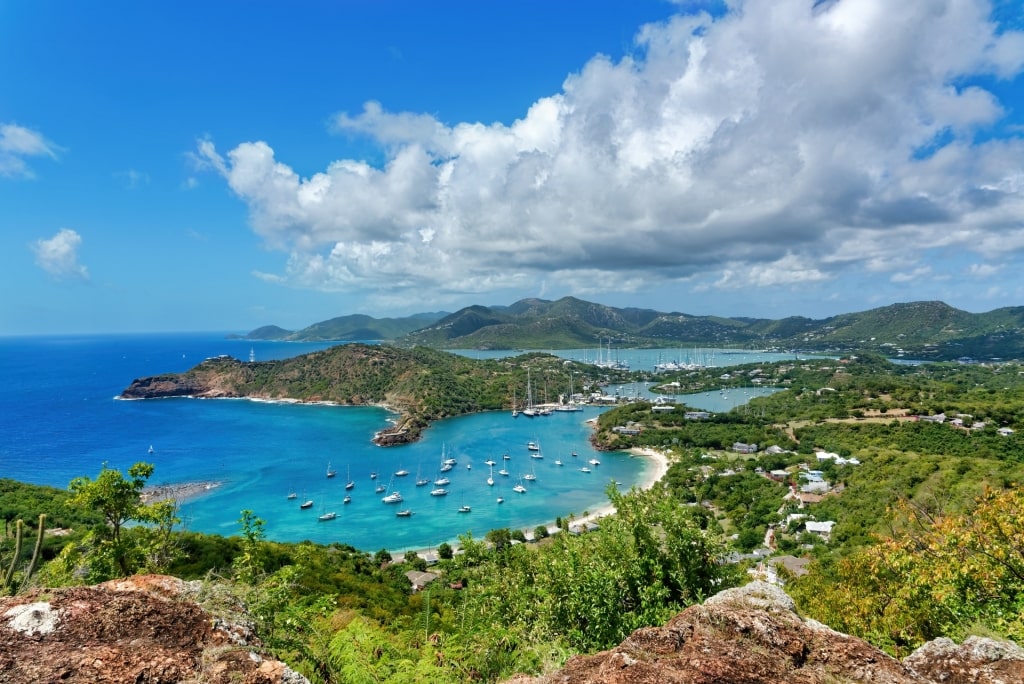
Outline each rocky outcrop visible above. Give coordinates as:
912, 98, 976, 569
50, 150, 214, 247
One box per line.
0, 574, 307, 684
511, 582, 1024, 684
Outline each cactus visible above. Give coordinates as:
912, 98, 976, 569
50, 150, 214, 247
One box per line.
2, 515, 46, 594
22, 515, 46, 589
2, 519, 24, 593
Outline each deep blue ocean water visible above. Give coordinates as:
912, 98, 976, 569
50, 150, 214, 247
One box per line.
0, 335, 786, 553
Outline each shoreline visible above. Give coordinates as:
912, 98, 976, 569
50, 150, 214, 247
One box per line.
394, 446, 672, 561
140, 481, 223, 505
562, 446, 670, 531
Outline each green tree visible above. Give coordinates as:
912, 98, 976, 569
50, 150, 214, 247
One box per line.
234, 509, 266, 585
66, 462, 177, 579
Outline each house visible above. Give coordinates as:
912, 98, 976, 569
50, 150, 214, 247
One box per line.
768, 469, 790, 482
805, 520, 836, 541
732, 442, 758, 454
800, 480, 830, 494
651, 404, 676, 412
684, 411, 712, 420
999, 427, 1015, 436
404, 570, 438, 592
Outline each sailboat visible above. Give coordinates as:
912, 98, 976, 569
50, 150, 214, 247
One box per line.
300, 498, 314, 509
286, 488, 297, 500
381, 475, 402, 503
345, 465, 355, 490
318, 500, 336, 521
521, 369, 537, 417
326, 461, 337, 478
524, 465, 537, 482
415, 465, 430, 487
487, 464, 494, 486
512, 478, 527, 494
343, 494, 351, 504
512, 387, 518, 418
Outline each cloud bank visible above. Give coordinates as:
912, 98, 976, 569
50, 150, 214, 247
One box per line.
197, 0, 1024, 308
31, 229, 89, 281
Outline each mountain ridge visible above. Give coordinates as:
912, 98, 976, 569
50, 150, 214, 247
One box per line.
240, 298, 1024, 361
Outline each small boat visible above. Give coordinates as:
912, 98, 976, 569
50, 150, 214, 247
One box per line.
435, 476, 450, 486
326, 462, 337, 478
498, 468, 509, 477
394, 469, 409, 477
443, 458, 457, 467
497, 496, 504, 504
382, 491, 403, 504
396, 509, 413, 517
458, 504, 471, 513
527, 441, 540, 451
345, 480, 355, 491
370, 472, 378, 479
430, 488, 449, 496
343, 495, 351, 504
318, 511, 337, 521
375, 484, 386, 493
466, 463, 471, 470
416, 477, 430, 486
554, 460, 563, 466
484, 459, 496, 466
439, 462, 453, 472
531, 451, 544, 460
589, 458, 601, 466
580, 467, 591, 473
571, 451, 578, 458
300, 499, 314, 508
524, 469, 537, 482
148, 445, 154, 454
502, 453, 511, 460
287, 490, 297, 499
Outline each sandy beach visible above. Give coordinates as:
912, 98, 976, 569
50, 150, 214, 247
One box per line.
140, 481, 223, 504
563, 447, 671, 531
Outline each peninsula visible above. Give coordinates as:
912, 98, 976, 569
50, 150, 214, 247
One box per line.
120, 343, 621, 445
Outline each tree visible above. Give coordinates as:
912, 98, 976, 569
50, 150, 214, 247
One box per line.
437, 542, 453, 560
66, 462, 177, 579
234, 509, 266, 584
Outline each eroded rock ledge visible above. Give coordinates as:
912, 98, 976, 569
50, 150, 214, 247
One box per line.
508, 582, 1024, 684
0, 574, 308, 684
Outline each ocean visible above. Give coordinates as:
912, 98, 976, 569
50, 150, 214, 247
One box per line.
0, 334, 781, 553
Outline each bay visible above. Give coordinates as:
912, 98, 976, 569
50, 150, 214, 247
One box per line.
0, 335, 785, 553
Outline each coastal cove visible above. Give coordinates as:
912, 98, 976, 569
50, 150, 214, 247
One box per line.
1, 334, 779, 552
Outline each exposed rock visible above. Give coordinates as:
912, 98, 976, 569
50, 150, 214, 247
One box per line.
512, 581, 1022, 684
904, 636, 1024, 684
0, 574, 307, 684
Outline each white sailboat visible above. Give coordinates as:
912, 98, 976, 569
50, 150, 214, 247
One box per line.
487, 464, 494, 486
521, 369, 537, 417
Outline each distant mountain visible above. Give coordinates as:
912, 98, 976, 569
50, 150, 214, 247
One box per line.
236, 298, 1024, 361
234, 313, 445, 342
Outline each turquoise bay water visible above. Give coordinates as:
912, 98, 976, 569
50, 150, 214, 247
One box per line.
0, 335, 781, 552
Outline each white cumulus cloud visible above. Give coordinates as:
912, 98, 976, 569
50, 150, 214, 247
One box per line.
31, 229, 89, 281
0, 123, 59, 179
198, 0, 1024, 305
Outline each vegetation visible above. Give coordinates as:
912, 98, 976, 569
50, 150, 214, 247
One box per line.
8, 352, 1024, 680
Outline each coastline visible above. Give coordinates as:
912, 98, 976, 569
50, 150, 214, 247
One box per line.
394, 446, 673, 561
562, 446, 670, 531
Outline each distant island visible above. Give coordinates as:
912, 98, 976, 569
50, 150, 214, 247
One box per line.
234, 296, 1024, 362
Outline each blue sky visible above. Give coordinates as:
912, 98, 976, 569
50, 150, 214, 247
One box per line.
3, 0, 1024, 335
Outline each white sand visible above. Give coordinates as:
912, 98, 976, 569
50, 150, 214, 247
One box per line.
563, 447, 671, 530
